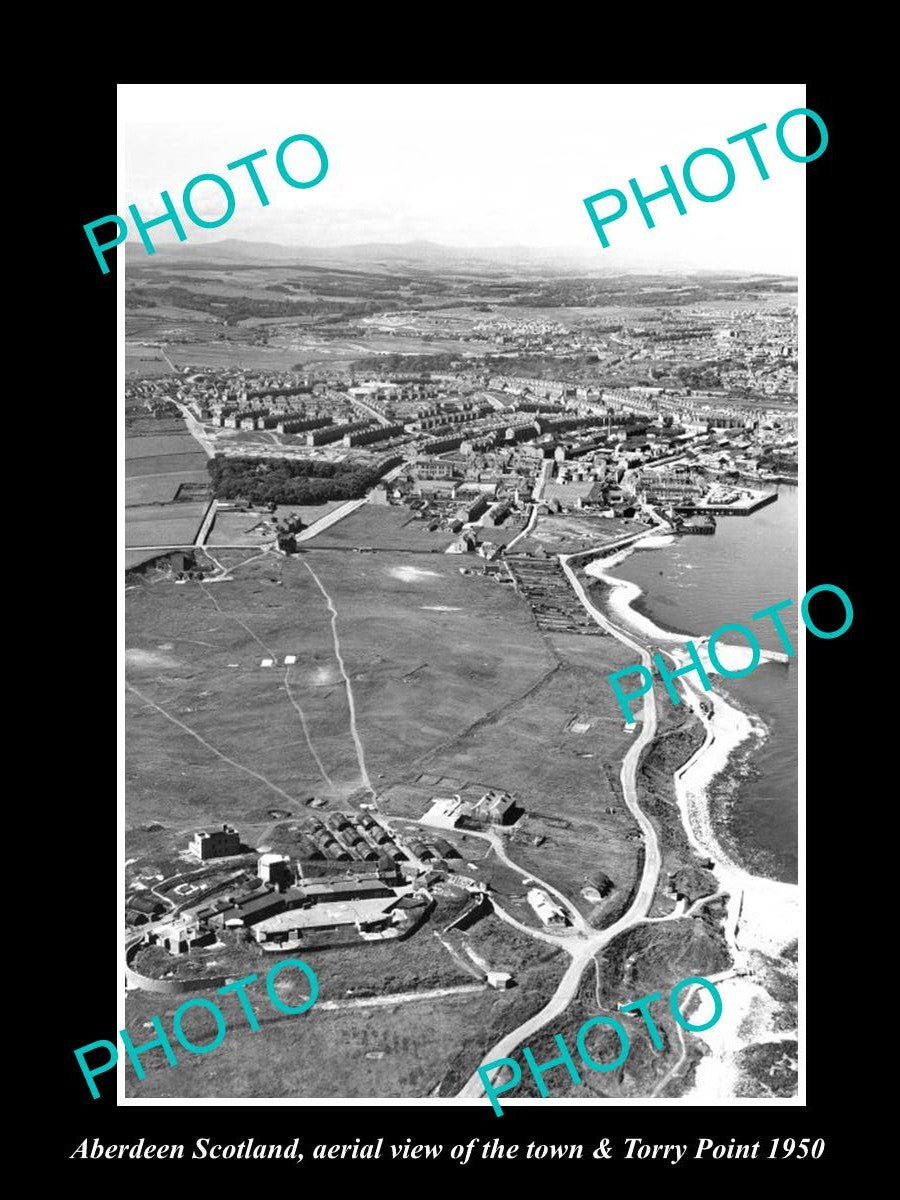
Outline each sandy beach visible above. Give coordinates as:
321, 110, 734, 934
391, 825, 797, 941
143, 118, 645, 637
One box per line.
585, 545, 799, 1098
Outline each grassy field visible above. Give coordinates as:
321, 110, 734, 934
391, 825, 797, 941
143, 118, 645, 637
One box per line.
124, 912, 567, 1098
125, 548, 554, 828
306, 505, 455, 552
126, 502, 208, 525
127, 308, 220, 329
519, 514, 652, 556
126, 477, 183, 506
126, 473, 210, 506
635, 700, 710, 918
125, 452, 209, 478
126, 545, 642, 925
162, 342, 315, 372
125, 503, 209, 548
125, 349, 175, 376
124, 417, 210, 542
377, 628, 642, 923
206, 502, 347, 547
207, 510, 276, 548
124, 540, 661, 1095
126, 434, 205, 460
126, 549, 182, 570
126, 417, 188, 437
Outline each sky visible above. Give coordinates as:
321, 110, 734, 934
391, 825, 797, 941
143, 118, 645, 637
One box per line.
118, 83, 808, 274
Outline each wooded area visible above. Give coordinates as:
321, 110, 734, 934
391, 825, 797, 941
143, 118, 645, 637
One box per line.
207, 455, 387, 504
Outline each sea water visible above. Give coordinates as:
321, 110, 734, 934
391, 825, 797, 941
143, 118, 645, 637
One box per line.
608, 485, 798, 882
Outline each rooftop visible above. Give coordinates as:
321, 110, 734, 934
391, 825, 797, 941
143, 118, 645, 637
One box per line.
252, 895, 399, 932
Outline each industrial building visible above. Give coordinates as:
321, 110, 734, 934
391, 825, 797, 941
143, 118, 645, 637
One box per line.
258, 853, 294, 889
469, 790, 521, 826
190, 824, 242, 860
422, 795, 462, 829
152, 917, 215, 955
212, 890, 287, 929
422, 790, 522, 830
126, 893, 167, 925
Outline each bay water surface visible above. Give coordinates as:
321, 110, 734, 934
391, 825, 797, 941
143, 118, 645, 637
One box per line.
608, 484, 798, 882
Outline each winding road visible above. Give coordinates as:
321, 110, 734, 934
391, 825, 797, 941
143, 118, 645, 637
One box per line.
457, 545, 664, 1097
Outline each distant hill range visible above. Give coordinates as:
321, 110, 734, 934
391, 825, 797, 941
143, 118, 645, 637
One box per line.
126, 237, 599, 271
125, 237, 795, 283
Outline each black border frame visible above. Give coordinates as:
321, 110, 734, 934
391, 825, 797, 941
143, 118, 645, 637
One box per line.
52, 76, 860, 1178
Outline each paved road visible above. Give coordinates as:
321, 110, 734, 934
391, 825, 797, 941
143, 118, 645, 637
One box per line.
168, 390, 216, 460
348, 398, 394, 426
489, 899, 575, 949
475, 826, 588, 934
194, 499, 218, 547
295, 498, 367, 543
504, 503, 538, 554
457, 548, 662, 1098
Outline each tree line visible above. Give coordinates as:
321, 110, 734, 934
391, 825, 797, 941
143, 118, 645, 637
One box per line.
127, 286, 390, 326
207, 455, 388, 505
351, 352, 459, 373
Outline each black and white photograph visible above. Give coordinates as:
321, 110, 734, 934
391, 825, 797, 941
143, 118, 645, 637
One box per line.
39, 62, 873, 1179
113, 83, 808, 1110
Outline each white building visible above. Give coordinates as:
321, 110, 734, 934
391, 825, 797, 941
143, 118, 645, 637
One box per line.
421, 795, 465, 830
527, 887, 567, 927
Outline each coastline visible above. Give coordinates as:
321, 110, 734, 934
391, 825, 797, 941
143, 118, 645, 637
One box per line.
584, 550, 792, 874
672, 670, 798, 1099
584, 543, 799, 1098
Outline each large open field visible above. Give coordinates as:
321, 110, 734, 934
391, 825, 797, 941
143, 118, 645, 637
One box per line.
305, 504, 456, 553
126, 549, 552, 826
165, 342, 316, 371
124, 503, 209, 548
124, 413, 211, 548
377, 627, 642, 923
124, 425, 207, 481
125, 434, 205, 461
126, 546, 638, 904
124, 453, 208, 478
125, 347, 176, 376
126, 472, 210, 506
